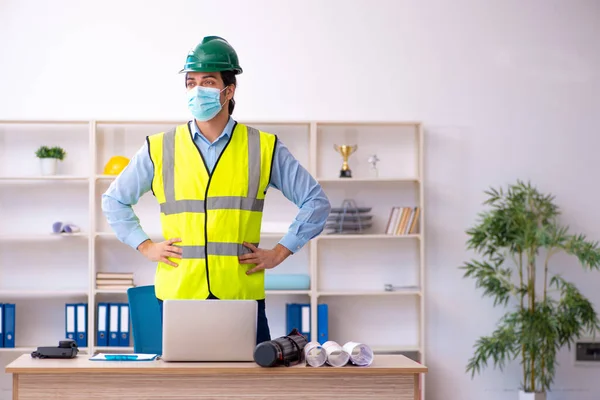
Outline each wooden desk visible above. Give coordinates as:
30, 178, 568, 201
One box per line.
6, 353, 427, 399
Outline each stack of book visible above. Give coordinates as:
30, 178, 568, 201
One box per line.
96, 272, 135, 291
385, 206, 420, 235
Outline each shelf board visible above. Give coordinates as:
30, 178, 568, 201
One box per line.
96, 120, 186, 125
317, 177, 420, 183
90, 120, 422, 127
95, 232, 164, 241
315, 121, 421, 127
96, 175, 117, 180
0, 233, 88, 241
95, 289, 131, 294
0, 347, 89, 353
96, 231, 158, 238
93, 119, 311, 126
0, 120, 89, 125
0, 347, 36, 353
94, 289, 310, 295
95, 232, 119, 238
96, 232, 285, 239
97, 232, 415, 243
0, 175, 88, 181
319, 233, 420, 240
265, 290, 311, 295
0, 290, 88, 299
317, 289, 421, 297
371, 345, 421, 354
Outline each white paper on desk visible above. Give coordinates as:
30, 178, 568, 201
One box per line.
89, 353, 158, 361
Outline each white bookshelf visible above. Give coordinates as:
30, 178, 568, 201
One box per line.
0, 119, 425, 395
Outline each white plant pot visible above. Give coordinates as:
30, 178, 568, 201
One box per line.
40, 158, 58, 176
519, 390, 546, 400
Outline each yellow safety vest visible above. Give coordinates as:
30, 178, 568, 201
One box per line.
147, 121, 277, 301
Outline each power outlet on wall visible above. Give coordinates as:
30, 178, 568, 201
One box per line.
575, 340, 600, 364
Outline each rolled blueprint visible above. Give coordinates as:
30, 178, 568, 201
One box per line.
304, 341, 327, 367
322, 341, 350, 367
343, 342, 374, 366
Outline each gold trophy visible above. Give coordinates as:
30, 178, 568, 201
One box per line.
334, 144, 358, 178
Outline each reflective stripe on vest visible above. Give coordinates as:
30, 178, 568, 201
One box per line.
147, 122, 277, 301
175, 242, 259, 259
160, 126, 264, 216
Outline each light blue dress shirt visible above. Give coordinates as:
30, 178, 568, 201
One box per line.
101, 118, 331, 253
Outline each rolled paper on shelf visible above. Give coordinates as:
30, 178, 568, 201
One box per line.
63, 224, 80, 233
52, 221, 64, 234
264, 274, 310, 290
52, 222, 80, 234
322, 341, 350, 367
343, 341, 374, 366
304, 341, 327, 367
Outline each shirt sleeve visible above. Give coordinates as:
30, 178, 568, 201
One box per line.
100, 140, 154, 250
269, 139, 331, 253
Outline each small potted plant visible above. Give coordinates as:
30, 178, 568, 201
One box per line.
35, 145, 66, 176
461, 180, 600, 400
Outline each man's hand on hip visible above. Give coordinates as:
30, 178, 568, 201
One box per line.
137, 238, 182, 267
239, 242, 292, 275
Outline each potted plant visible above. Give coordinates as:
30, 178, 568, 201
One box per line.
461, 180, 600, 400
35, 145, 66, 175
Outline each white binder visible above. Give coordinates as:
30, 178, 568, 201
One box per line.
109, 304, 120, 346
65, 304, 76, 340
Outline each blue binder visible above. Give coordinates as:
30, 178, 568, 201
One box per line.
317, 304, 328, 344
285, 303, 329, 343
65, 303, 76, 341
108, 303, 120, 347
285, 303, 310, 338
96, 303, 108, 346
76, 303, 88, 348
0, 303, 4, 348
119, 303, 130, 347
3, 303, 15, 348
285, 303, 300, 335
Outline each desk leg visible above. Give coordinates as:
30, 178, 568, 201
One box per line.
16, 373, 416, 399
414, 373, 420, 400
12, 375, 18, 400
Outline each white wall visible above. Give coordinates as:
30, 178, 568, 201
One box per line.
2, 0, 600, 399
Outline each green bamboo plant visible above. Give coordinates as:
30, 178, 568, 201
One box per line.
461, 180, 600, 394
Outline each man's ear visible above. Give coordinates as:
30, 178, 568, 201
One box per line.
225, 85, 235, 101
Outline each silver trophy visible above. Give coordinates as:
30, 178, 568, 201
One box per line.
367, 154, 380, 178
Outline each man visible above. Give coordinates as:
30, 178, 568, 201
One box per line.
101, 36, 331, 345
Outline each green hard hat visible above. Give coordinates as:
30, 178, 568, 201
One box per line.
179, 36, 242, 74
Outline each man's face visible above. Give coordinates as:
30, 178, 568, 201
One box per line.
185, 72, 233, 105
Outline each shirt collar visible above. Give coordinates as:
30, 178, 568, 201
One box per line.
190, 117, 236, 143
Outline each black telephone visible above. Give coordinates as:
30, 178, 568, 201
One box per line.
31, 339, 79, 359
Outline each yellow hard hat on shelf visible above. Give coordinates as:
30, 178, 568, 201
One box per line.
103, 156, 130, 175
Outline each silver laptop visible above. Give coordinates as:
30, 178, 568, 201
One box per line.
161, 299, 257, 362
